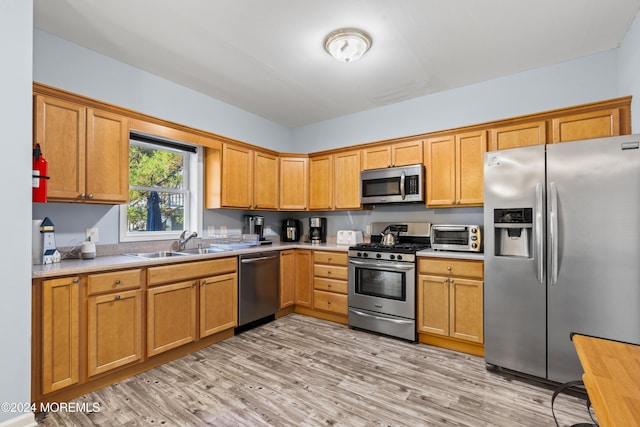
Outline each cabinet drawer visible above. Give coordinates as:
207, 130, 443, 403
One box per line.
313, 265, 348, 281
88, 269, 142, 295
313, 277, 348, 294
418, 258, 483, 279
314, 251, 348, 266
148, 257, 237, 286
313, 290, 348, 315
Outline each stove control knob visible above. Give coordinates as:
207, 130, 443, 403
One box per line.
389, 255, 395, 260
363, 252, 369, 258
471, 227, 478, 233
357, 252, 362, 257
376, 253, 382, 259
397, 255, 403, 260
472, 243, 478, 248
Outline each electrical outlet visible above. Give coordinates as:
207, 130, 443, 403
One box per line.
86, 227, 99, 242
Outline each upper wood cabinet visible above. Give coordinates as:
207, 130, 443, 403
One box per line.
34, 94, 128, 204
489, 121, 547, 151
217, 143, 278, 209
425, 131, 486, 207
309, 154, 333, 210
362, 139, 424, 170
279, 156, 308, 210
334, 150, 362, 209
552, 108, 622, 143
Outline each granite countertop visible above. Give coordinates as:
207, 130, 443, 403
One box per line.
31, 241, 351, 279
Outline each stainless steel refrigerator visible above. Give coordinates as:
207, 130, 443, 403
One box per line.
484, 134, 640, 383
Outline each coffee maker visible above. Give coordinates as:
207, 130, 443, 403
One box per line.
309, 217, 327, 244
243, 215, 266, 242
281, 219, 301, 242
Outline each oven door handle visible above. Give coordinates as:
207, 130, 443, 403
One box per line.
348, 259, 415, 271
349, 308, 414, 325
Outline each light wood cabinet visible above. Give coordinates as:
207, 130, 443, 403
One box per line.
34, 94, 128, 204
312, 251, 348, 315
280, 156, 308, 210
309, 154, 333, 210
219, 143, 279, 209
87, 269, 143, 377
334, 150, 362, 209
489, 121, 547, 151
425, 131, 486, 207
552, 108, 622, 143
147, 257, 237, 356
362, 139, 424, 170
280, 250, 295, 309
41, 276, 80, 394
294, 249, 313, 307
418, 258, 484, 347
200, 273, 238, 337
147, 280, 197, 357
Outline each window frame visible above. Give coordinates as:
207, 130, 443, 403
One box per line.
119, 133, 202, 243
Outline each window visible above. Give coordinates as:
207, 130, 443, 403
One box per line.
119, 132, 201, 242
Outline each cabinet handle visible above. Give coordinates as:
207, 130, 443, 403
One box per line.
88, 194, 94, 199
450, 279, 454, 284
443, 279, 448, 283
327, 300, 331, 305
115, 295, 121, 300
255, 204, 259, 208
327, 271, 331, 275
193, 281, 198, 287
328, 257, 332, 261
73, 278, 79, 283
115, 279, 121, 285
447, 266, 452, 271
327, 283, 332, 288
79, 193, 85, 199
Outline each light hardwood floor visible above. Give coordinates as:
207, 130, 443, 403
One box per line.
37, 314, 592, 426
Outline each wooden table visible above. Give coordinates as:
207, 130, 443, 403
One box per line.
572, 333, 640, 427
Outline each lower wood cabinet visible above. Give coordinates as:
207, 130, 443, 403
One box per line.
312, 251, 348, 316
41, 276, 80, 394
280, 250, 296, 309
200, 273, 238, 337
147, 280, 198, 357
417, 257, 484, 355
294, 249, 313, 307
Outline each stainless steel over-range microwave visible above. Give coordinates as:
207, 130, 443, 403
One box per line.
431, 224, 482, 252
360, 164, 425, 204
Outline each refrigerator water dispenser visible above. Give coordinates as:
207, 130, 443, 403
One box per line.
493, 208, 533, 258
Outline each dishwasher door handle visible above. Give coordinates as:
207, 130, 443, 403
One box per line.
240, 255, 279, 264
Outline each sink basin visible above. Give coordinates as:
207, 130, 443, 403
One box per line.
126, 250, 190, 259
177, 247, 229, 255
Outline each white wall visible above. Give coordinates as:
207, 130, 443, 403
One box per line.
293, 50, 622, 152
0, 1, 34, 426
33, 30, 292, 153
619, 9, 640, 131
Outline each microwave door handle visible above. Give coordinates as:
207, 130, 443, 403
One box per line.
400, 171, 406, 200
434, 226, 467, 231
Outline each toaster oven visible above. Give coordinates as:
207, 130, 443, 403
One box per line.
430, 225, 482, 252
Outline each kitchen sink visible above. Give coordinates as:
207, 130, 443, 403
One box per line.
125, 250, 190, 259
177, 247, 229, 255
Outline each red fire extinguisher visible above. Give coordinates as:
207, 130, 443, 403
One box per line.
32, 143, 49, 203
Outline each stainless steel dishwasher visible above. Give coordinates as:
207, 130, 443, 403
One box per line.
238, 251, 280, 327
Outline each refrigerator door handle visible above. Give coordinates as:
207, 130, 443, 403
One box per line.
535, 182, 544, 285
550, 181, 559, 286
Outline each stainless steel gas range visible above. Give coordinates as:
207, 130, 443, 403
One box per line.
347, 222, 431, 341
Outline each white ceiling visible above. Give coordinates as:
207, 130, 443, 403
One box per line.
34, 0, 640, 128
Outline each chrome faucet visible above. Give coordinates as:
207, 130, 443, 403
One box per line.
178, 230, 198, 251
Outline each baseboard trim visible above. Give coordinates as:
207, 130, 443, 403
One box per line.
0, 413, 36, 427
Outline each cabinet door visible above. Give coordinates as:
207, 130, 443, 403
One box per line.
200, 273, 238, 337
449, 278, 484, 343
34, 94, 86, 201
552, 108, 621, 143
280, 156, 309, 210
221, 143, 253, 208
253, 150, 279, 210
87, 289, 142, 376
489, 121, 547, 151
42, 276, 79, 394
417, 275, 449, 336
392, 140, 423, 167
456, 130, 486, 206
280, 250, 295, 309
147, 281, 197, 356
86, 108, 128, 203
309, 155, 333, 210
294, 250, 313, 307
334, 150, 361, 209
362, 145, 391, 170
425, 135, 455, 207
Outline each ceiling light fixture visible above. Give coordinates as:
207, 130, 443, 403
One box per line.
324, 28, 372, 63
